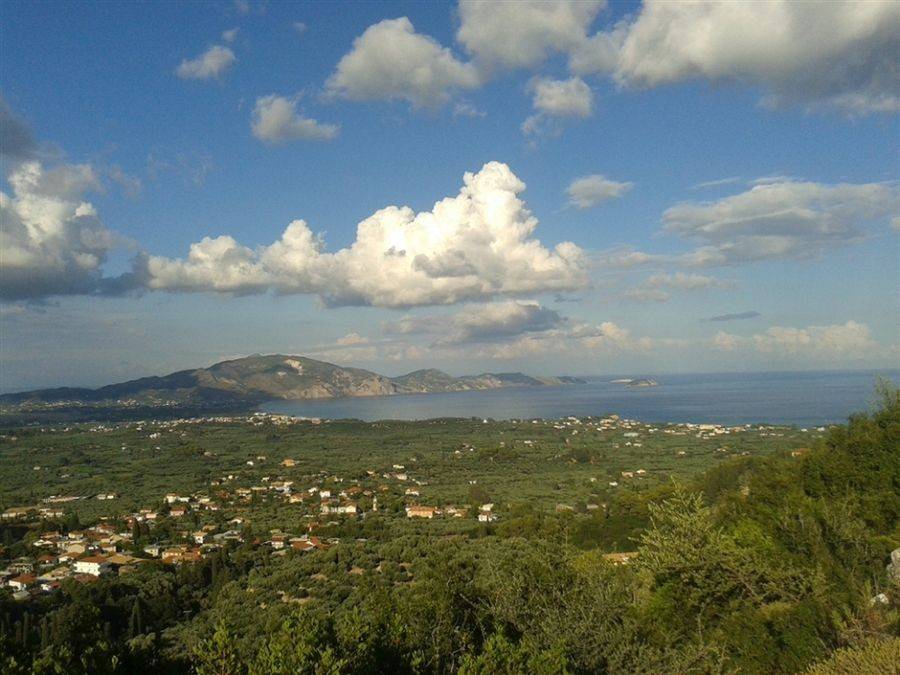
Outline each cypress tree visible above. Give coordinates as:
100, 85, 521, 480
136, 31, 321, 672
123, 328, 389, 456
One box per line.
210, 554, 220, 588
40, 616, 49, 651
21, 611, 30, 647
129, 600, 143, 638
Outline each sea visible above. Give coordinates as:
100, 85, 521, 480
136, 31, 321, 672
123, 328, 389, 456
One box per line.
259, 370, 899, 427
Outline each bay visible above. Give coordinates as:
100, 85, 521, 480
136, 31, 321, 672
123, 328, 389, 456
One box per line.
259, 369, 898, 426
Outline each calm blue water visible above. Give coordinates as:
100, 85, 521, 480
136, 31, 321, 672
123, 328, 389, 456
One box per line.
260, 370, 898, 426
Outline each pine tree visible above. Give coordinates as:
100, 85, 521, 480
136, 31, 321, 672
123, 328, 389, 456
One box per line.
193, 622, 244, 675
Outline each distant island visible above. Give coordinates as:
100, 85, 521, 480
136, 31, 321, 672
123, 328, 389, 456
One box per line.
610, 378, 659, 388
0, 354, 585, 420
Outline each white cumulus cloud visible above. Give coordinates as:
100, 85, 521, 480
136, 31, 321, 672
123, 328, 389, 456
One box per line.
326, 17, 481, 109
0, 161, 120, 300
175, 45, 236, 80
523, 76, 595, 136
457, 0, 605, 70
607, 178, 899, 269
608, 0, 900, 114
567, 174, 632, 208
530, 76, 593, 117
251, 95, 339, 143
663, 179, 900, 265
141, 162, 587, 307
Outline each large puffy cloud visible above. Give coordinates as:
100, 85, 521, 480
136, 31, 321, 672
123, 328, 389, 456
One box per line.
142, 162, 587, 307
663, 179, 900, 265
605, 0, 900, 114
251, 95, 339, 143
712, 320, 878, 358
0, 161, 121, 300
457, 0, 605, 70
326, 18, 481, 108
333, 1, 898, 115
568, 22, 626, 76
567, 174, 632, 208
175, 45, 236, 80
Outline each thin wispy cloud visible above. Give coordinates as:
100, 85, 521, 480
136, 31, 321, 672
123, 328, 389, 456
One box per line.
703, 311, 761, 322
693, 177, 742, 190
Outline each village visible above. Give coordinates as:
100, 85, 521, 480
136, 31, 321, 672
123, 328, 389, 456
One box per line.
0, 437, 501, 601
1, 412, 825, 603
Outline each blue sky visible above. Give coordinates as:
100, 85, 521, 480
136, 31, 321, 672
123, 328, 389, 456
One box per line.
1, 0, 898, 390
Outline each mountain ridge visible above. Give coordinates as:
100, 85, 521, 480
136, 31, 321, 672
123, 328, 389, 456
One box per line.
0, 354, 585, 410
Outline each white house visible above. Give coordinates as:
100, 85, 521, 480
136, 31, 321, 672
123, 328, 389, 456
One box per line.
74, 556, 112, 577
143, 544, 162, 557
478, 504, 496, 522
8, 573, 36, 591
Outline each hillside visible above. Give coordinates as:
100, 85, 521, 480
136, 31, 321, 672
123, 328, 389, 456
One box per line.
0, 385, 895, 674
0, 355, 585, 412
